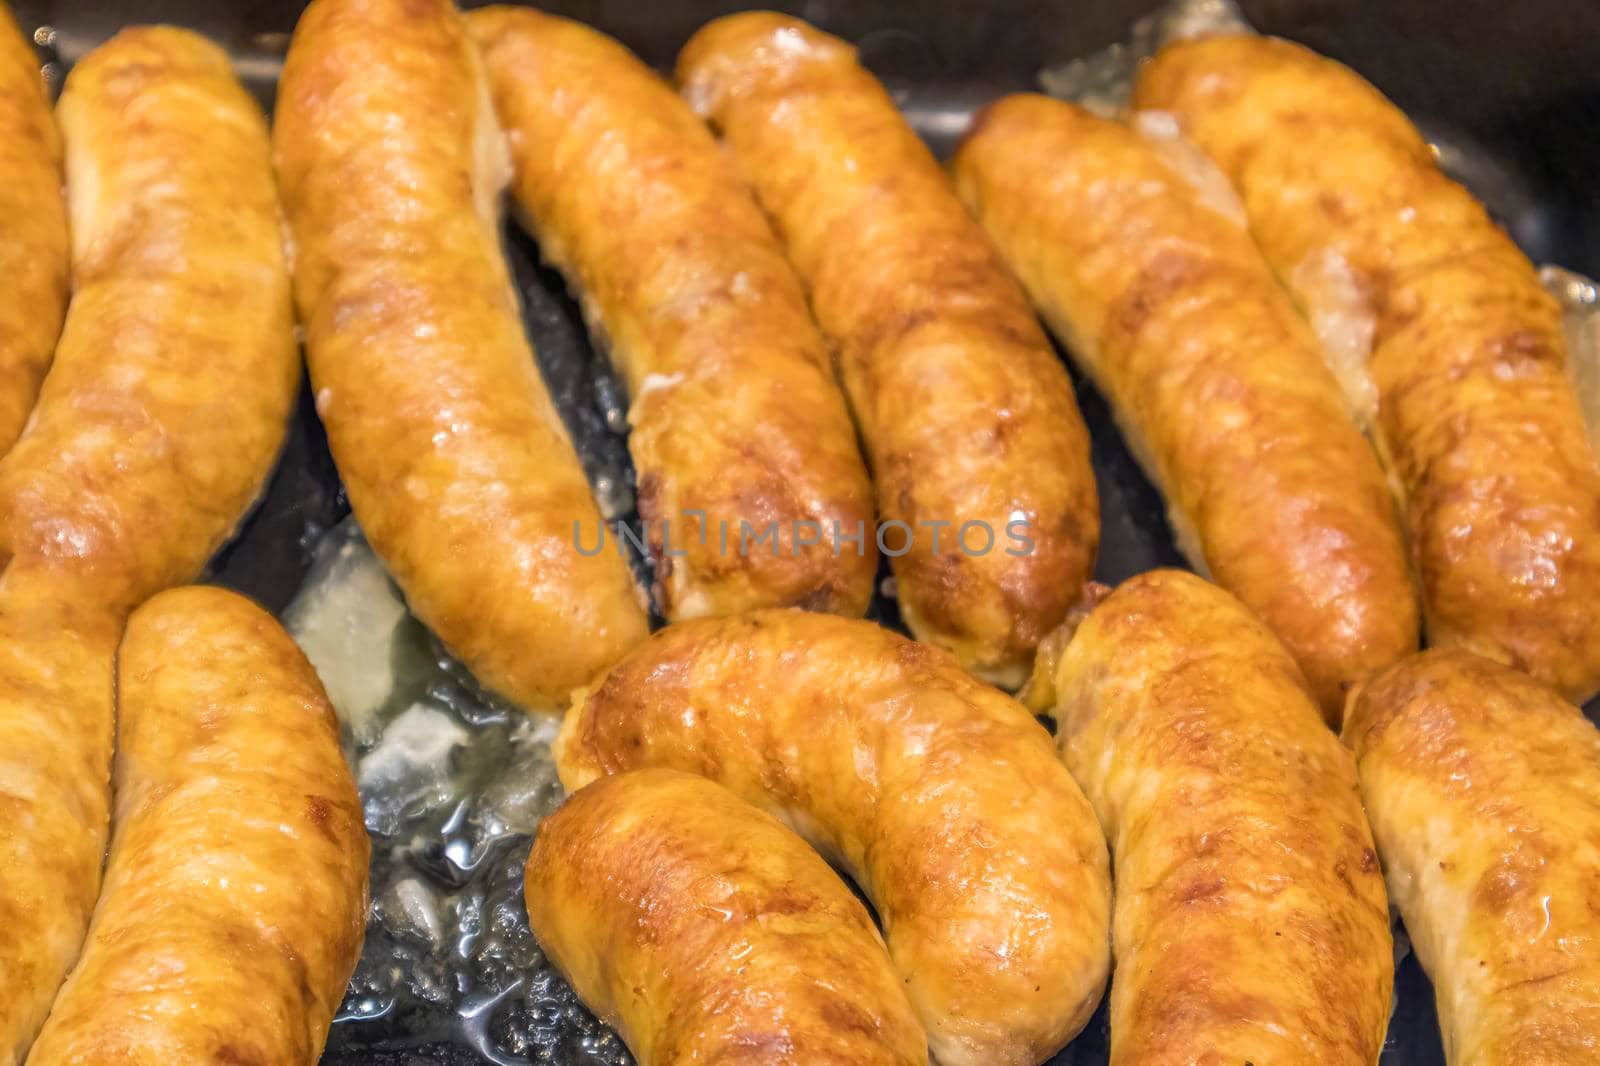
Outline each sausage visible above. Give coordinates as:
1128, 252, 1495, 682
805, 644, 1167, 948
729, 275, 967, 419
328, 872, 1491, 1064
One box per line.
1344, 650, 1600, 1064
1137, 35, 1600, 704
528, 769, 927, 1065
273, 0, 649, 711
1028, 569, 1393, 1065
951, 93, 1417, 722
676, 14, 1099, 688
0, 2, 67, 454
468, 7, 877, 620
0, 29, 297, 1060
27, 586, 369, 1066
558, 609, 1111, 1066
0, 25, 297, 615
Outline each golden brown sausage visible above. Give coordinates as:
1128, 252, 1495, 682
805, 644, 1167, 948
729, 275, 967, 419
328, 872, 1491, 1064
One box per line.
677, 14, 1099, 688
0, 26, 297, 616
1137, 35, 1600, 704
0, 29, 297, 1060
528, 769, 927, 1065
558, 609, 1111, 1066
1344, 650, 1600, 1064
274, 0, 648, 711
469, 7, 877, 620
28, 586, 369, 1066
0, 2, 67, 454
953, 94, 1417, 721
1028, 569, 1393, 1065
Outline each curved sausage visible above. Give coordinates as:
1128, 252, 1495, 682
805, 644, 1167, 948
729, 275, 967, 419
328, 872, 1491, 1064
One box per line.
1344, 650, 1600, 1064
1137, 35, 1600, 704
677, 13, 1099, 688
1029, 569, 1393, 1065
0, 28, 297, 1060
28, 586, 369, 1066
0, 2, 67, 454
558, 609, 1111, 1066
953, 94, 1417, 721
273, 0, 648, 711
469, 6, 877, 620
528, 769, 926, 1065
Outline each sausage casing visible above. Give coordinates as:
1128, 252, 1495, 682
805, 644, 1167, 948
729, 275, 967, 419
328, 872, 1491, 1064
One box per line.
953, 94, 1417, 721
528, 769, 927, 1065
274, 0, 648, 710
559, 609, 1111, 1066
0, 2, 67, 454
1137, 35, 1600, 704
1031, 569, 1393, 1065
1344, 650, 1600, 1064
27, 586, 369, 1066
0, 29, 297, 1060
470, 6, 877, 619
677, 14, 1099, 687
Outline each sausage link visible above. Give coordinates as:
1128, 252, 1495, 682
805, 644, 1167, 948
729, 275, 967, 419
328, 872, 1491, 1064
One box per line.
954, 94, 1417, 721
27, 587, 368, 1065
1344, 650, 1600, 1064
558, 609, 1111, 1066
0, 29, 297, 1060
274, 0, 648, 710
677, 14, 1099, 687
469, 7, 877, 619
1031, 569, 1393, 1065
1137, 35, 1600, 704
0, 2, 67, 454
529, 769, 927, 1065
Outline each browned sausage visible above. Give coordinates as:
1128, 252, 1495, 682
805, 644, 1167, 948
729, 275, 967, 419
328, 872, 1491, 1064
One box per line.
28, 586, 369, 1066
274, 0, 649, 711
559, 609, 1111, 1066
1138, 35, 1600, 704
953, 93, 1417, 721
528, 769, 927, 1065
470, 6, 878, 619
1030, 569, 1393, 1065
677, 13, 1099, 687
1345, 650, 1600, 1064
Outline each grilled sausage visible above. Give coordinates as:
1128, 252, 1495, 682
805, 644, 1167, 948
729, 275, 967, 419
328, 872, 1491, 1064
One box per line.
558, 609, 1111, 1066
677, 14, 1099, 688
528, 769, 927, 1065
274, 0, 648, 711
469, 7, 877, 620
28, 586, 369, 1066
952, 94, 1416, 722
1028, 569, 1393, 1065
1344, 650, 1600, 1064
1137, 35, 1600, 704
0, 29, 297, 1060
0, 2, 67, 454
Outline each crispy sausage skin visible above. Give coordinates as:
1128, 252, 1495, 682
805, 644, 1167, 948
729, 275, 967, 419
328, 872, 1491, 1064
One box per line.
1344, 650, 1600, 1064
0, 2, 67, 454
677, 14, 1099, 688
953, 95, 1417, 722
0, 29, 297, 1061
274, 0, 648, 711
1137, 36, 1600, 704
528, 769, 927, 1065
558, 610, 1111, 1066
1028, 570, 1393, 1065
469, 7, 877, 620
28, 587, 369, 1066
